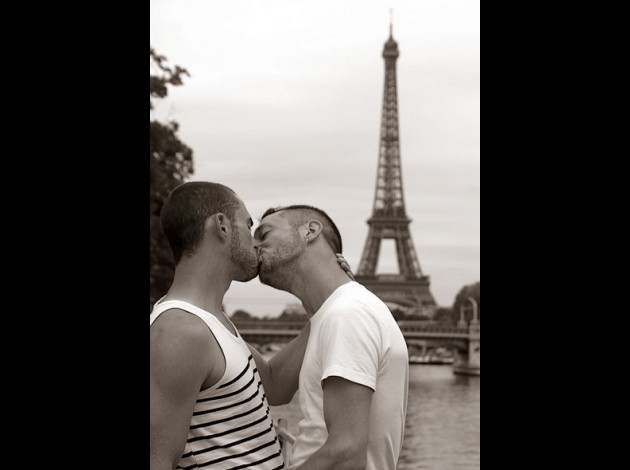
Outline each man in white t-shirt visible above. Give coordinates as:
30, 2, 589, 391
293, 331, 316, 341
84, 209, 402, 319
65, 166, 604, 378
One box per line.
255, 204, 409, 470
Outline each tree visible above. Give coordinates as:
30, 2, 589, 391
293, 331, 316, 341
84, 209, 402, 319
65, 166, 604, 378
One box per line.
391, 308, 407, 322
150, 48, 194, 310
230, 309, 254, 321
278, 304, 308, 321
452, 281, 480, 324
434, 307, 455, 326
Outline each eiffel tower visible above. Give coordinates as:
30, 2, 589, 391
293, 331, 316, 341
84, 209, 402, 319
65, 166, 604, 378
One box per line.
355, 21, 437, 316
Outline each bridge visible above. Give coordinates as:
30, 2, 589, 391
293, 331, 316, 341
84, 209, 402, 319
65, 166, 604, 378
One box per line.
232, 318, 480, 375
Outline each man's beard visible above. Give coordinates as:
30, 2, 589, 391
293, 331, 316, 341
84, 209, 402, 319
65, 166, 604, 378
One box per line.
230, 230, 259, 282
258, 231, 304, 292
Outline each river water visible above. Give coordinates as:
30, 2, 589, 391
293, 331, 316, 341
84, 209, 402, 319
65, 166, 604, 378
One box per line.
269, 364, 480, 469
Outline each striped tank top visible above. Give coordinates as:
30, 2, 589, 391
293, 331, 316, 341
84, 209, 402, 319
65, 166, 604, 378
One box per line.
150, 300, 285, 470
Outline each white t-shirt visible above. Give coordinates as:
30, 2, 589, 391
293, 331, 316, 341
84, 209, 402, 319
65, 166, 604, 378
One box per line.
288, 281, 409, 470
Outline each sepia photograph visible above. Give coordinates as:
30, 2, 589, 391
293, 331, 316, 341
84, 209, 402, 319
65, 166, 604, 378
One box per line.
150, 1, 479, 468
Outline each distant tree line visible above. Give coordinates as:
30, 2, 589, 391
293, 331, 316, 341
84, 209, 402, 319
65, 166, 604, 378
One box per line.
229, 281, 480, 324
230, 307, 308, 322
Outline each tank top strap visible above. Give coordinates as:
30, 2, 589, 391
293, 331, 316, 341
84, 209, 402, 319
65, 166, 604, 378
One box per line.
151, 300, 240, 337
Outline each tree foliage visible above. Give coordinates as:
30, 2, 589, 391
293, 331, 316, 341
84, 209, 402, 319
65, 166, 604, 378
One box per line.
230, 309, 254, 321
434, 307, 455, 326
150, 49, 190, 109
150, 48, 194, 310
391, 308, 407, 322
431, 282, 481, 326
452, 281, 481, 323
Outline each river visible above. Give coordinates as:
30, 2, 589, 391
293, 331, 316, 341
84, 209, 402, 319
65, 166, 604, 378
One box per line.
269, 364, 480, 469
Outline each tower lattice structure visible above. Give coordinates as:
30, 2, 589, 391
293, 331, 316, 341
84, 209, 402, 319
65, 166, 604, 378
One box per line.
355, 23, 437, 315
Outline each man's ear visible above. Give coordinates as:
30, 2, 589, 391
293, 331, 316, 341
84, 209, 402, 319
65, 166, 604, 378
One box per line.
206, 213, 231, 241
304, 220, 323, 244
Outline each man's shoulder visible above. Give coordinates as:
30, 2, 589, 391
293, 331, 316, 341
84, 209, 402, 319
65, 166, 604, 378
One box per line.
151, 308, 215, 347
319, 300, 387, 334
328, 286, 390, 317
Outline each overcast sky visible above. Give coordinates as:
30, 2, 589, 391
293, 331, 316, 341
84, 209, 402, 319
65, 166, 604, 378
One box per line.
150, 0, 480, 317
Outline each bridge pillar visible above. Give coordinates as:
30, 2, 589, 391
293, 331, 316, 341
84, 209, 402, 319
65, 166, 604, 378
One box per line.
453, 322, 480, 376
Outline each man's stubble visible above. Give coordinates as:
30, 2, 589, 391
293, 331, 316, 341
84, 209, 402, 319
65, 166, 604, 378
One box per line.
230, 228, 259, 282
258, 230, 304, 293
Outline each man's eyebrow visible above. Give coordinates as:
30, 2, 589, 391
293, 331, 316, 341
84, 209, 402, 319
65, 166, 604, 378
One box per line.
254, 222, 270, 237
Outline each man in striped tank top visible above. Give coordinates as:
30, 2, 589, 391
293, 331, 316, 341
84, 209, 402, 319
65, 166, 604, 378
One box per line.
150, 182, 352, 470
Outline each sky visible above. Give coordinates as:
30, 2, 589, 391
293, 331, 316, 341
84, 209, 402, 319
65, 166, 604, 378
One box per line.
150, 0, 480, 318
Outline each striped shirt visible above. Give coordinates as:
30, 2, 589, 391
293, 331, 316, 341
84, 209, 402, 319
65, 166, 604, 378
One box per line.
151, 300, 285, 470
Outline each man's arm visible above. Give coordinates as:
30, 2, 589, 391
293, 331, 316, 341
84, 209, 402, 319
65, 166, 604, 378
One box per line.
247, 321, 310, 405
150, 311, 222, 470
295, 376, 373, 470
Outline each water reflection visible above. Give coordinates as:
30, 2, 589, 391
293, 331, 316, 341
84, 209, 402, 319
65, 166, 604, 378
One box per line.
270, 364, 479, 470
397, 365, 479, 470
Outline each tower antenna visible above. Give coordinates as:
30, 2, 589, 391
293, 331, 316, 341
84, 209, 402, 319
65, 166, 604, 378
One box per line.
389, 9, 393, 36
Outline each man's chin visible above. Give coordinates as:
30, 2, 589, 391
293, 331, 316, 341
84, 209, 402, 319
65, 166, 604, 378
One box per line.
257, 271, 270, 286
258, 268, 289, 292
233, 266, 260, 283
257, 267, 275, 287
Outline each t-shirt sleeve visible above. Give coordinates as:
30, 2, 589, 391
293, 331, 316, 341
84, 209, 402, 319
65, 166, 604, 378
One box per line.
317, 303, 383, 391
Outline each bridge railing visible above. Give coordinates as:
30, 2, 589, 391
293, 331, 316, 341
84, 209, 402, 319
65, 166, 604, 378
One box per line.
233, 319, 475, 336
232, 320, 307, 330
397, 322, 470, 334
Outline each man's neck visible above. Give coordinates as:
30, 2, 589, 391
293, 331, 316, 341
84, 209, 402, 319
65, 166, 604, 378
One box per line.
164, 258, 232, 315
289, 259, 353, 317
